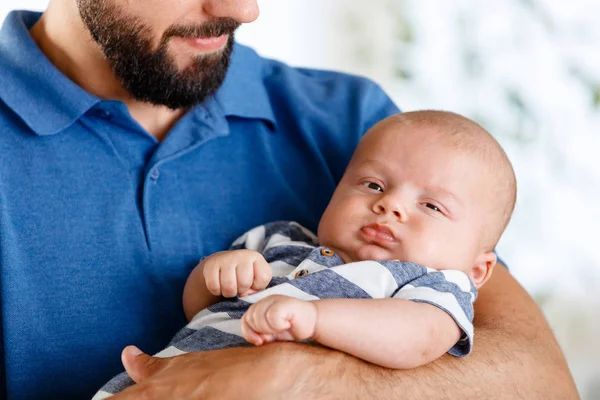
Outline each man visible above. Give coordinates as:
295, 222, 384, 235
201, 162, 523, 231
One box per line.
0, 0, 577, 399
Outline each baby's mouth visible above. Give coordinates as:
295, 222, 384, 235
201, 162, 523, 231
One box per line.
360, 223, 396, 243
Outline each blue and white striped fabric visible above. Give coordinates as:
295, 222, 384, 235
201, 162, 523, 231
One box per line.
93, 221, 476, 399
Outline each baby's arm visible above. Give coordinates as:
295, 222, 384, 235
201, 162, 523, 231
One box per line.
241, 296, 461, 369
182, 250, 272, 321
182, 259, 220, 321
316, 298, 461, 368
183, 221, 313, 321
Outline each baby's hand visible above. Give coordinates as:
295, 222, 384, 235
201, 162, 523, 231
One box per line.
202, 250, 272, 298
241, 295, 317, 346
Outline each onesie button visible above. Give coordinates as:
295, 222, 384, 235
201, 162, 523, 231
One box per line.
294, 269, 309, 278
320, 248, 335, 257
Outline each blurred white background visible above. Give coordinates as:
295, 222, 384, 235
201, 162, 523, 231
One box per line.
2, 1, 599, 398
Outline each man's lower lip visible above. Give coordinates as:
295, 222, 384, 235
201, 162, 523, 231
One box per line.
360, 226, 396, 243
181, 34, 228, 51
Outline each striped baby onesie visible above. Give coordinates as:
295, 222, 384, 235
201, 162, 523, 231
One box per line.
94, 221, 476, 398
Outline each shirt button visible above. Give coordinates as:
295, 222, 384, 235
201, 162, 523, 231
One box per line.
150, 168, 160, 180
294, 269, 309, 278
320, 248, 335, 257
97, 109, 112, 119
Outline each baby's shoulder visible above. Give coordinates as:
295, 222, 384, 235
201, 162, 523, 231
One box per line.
230, 221, 318, 252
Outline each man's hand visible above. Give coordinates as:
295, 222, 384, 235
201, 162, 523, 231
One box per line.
241, 295, 317, 345
203, 250, 272, 297
111, 343, 328, 400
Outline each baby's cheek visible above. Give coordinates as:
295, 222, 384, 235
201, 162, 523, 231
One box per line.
320, 210, 354, 242
399, 242, 437, 268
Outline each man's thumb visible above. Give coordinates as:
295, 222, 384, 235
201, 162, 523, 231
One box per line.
121, 345, 165, 383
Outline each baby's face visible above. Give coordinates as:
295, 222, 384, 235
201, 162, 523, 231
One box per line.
318, 121, 496, 278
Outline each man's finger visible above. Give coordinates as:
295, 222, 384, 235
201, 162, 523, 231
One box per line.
121, 346, 167, 383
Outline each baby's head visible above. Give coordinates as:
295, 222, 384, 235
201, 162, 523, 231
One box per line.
318, 110, 516, 288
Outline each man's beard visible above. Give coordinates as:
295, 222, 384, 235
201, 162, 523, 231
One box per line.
77, 0, 240, 109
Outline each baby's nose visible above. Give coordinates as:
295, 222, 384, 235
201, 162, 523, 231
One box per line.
375, 198, 407, 221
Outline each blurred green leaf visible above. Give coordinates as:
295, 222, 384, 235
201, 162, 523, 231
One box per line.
393, 68, 412, 80
508, 89, 527, 113
534, 290, 552, 308
593, 86, 600, 108
395, 21, 414, 44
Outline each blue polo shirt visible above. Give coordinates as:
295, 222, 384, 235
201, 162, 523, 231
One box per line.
0, 10, 399, 400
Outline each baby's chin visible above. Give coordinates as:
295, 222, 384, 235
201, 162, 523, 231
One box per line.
350, 245, 400, 263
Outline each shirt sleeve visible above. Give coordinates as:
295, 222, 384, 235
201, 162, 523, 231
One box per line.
229, 221, 318, 253
392, 269, 477, 357
359, 80, 401, 135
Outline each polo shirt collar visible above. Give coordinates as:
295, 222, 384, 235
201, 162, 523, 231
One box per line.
0, 11, 100, 136
0, 11, 276, 136
214, 43, 277, 128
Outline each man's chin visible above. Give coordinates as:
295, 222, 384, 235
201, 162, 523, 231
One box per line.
121, 49, 230, 109
167, 47, 222, 70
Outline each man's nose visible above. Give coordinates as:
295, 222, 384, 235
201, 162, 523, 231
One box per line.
373, 195, 407, 221
203, 0, 260, 23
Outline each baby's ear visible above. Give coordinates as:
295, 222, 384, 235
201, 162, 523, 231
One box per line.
469, 252, 497, 288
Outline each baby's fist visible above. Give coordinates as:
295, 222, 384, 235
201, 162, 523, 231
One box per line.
202, 250, 272, 298
241, 295, 317, 345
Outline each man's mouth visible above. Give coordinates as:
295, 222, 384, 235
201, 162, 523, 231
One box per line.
360, 223, 396, 244
180, 34, 229, 52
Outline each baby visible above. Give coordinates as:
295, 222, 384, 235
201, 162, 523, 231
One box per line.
94, 110, 516, 398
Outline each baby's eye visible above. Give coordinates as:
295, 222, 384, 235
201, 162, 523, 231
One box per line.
425, 203, 441, 213
363, 182, 383, 192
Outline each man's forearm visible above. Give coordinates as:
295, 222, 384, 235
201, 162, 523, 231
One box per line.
288, 267, 578, 399
342, 322, 574, 399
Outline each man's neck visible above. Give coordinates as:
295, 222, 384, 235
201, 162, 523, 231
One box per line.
29, 3, 187, 141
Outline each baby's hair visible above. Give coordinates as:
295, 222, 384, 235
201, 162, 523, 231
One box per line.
387, 110, 517, 250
